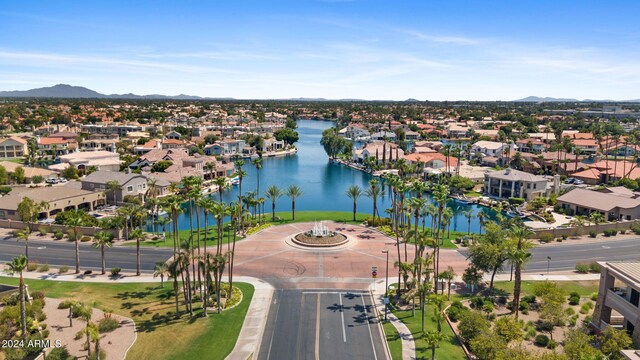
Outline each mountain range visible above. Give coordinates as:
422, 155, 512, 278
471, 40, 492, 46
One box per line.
0, 84, 639, 102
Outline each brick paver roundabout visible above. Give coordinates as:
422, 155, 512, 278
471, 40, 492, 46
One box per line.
230, 221, 469, 289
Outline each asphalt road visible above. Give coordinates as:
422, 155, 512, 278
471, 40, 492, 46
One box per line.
258, 289, 388, 360
458, 237, 640, 273
0, 236, 173, 273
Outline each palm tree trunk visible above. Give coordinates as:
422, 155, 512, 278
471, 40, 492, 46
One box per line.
101, 245, 105, 275
75, 237, 80, 274
353, 200, 357, 222
514, 264, 522, 320
19, 275, 26, 339
136, 238, 141, 276
292, 200, 296, 221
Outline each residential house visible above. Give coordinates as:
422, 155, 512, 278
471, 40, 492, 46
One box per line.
161, 138, 188, 150
515, 138, 548, 153
165, 130, 182, 140
483, 168, 549, 200
403, 152, 458, 175
37, 136, 77, 156
134, 139, 162, 155
353, 141, 404, 163
81, 171, 149, 205
404, 130, 421, 141
338, 124, 370, 140
592, 262, 640, 344
263, 138, 285, 152
0, 161, 56, 181
204, 139, 247, 156
572, 139, 599, 155
557, 187, 640, 221
370, 131, 397, 141
80, 138, 117, 152
0, 137, 27, 159
128, 149, 189, 169
49, 151, 121, 172
471, 140, 516, 158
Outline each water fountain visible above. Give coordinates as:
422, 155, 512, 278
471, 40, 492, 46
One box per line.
292, 221, 348, 247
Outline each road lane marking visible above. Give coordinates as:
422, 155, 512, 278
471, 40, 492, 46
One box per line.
315, 293, 320, 360
362, 295, 378, 360
339, 293, 347, 342
266, 290, 282, 360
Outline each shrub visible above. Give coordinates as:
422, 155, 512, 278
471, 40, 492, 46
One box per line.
556, 238, 563, 242
589, 230, 597, 238
364, 216, 391, 227
508, 197, 525, 205
37, 263, 50, 272
589, 262, 601, 273
575, 263, 590, 273
562, 234, 568, 240
37, 225, 49, 236
80, 236, 91, 242
458, 311, 491, 342
525, 327, 537, 340
580, 303, 592, 314
547, 339, 557, 349
569, 295, 580, 305
32, 291, 45, 300
110, 268, 121, 277
522, 295, 536, 304
97, 317, 120, 333
631, 222, 640, 235
27, 261, 38, 272
54, 231, 64, 240
565, 307, 576, 316
603, 229, 617, 237
538, 233, 554, 243
535, 334, 550, 347
590, 292, 598, 301
45, 346, 73, 360
520, 301, 529, 314
59, 265, 69, 274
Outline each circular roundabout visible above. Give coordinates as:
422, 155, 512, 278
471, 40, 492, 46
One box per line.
290, 221, 349, 248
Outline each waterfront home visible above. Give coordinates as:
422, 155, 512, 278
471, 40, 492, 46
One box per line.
471, 140, 517, 158
0, 186, 105, 220
571, 139, 599, 155
49, 150, 121, 172
483, 168, 549, 200
352, 141, 404, 164
37, 136, 77, 156
404, 130, 421, 141
515, 138, 548, 153
370, 131, 396, 141
81, 170, 149, 205
204, 139, 247, 156
557, 187, 640, 221
263, 138, 285, 152
0, 136, 27, 159
592, 262, 640, 344
338, 124, 370, 140
445, 124, 469, 138
129, 148, 189, 169
404, 152, 458, 174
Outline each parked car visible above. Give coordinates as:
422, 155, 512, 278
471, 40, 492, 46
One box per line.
574, 179, 584, 185
564, 178, 575, 184
45, 177, 59, 184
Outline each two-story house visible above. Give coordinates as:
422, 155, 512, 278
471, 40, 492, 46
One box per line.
0, 136, 27, 159
483, 168, 549, 200
81, 171, 149, 205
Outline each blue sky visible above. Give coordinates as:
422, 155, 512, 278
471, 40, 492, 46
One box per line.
1, 0, 639, 100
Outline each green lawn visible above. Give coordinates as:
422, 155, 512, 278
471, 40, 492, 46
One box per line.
493, 280, 600, 297
0, 277, 254, 360
383, 320, 403, 360
391, 306, 466, 360
403, 228, 472, 249
137, 210, 370, 248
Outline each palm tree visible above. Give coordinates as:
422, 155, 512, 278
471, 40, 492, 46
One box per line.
285, 185, 304, 220
234, 160, 247, 232
157, 216, 170, 242
364, 179, 382, 225
15, 228, 32, 264
129, 228, 145, 276
213, 176, 230, 203
438, 266, 456, 299
252, 157, 263, 196
507, 225, 534, 320
265, 185, 282, 221
589, 211, 605, 234
64, 211, 86, 274
153, 261, 169, 288
92, 231, 113, 275
477, 209, 486, 235
167, 260, 181, 318
462, 209, 474, 235
106, 180, 121, 205
163, 195, 184, 256
76, 302, 94, 357
423, 330, 445, 360
345, 185, 363, 222
5, 255, 28, 339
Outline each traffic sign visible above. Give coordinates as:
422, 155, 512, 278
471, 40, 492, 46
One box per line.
372, 271, 378, 278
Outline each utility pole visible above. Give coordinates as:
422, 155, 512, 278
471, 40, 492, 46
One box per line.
382, 249, 389, 322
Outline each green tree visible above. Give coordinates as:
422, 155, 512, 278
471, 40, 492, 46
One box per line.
0, 164, 8, 184
129, 228, 146, 276
153, 261, 169, 288
31, 175, 44, 184
470, 332, 507, 360
423, 330, 446, 360
265, 185, 282, 221
563, 329, 602, 360
61, 166, 79, 180
345, 185, 363, 222
600, 326, 632, 360
448, 175, 475, 193
467, 221, 509, 289
151, 160, 173, 172
589, 211, 605, 234
438, 266, 456, 299
458, 310, 490, 343
507, 225, 534, 320
274, 128, 299, 145
285, 185, 303, 220
12, 166, 26, 184
364, 179, 382, 224
92, 231, 113, 275
494, 316, 523, 344
5, 255, 28, 339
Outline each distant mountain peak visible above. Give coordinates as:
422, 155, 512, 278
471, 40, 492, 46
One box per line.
514, 96, 580, 102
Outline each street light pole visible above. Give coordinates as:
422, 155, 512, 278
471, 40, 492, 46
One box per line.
547, 256, 551, 275
382, 250, 389, 322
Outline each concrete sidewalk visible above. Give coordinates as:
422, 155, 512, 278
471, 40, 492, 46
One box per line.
371, 279, 416, 360
490, 272, 600, 282
225, 277, 274, 360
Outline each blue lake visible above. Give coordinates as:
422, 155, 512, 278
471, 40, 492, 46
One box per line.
163, 119, 495, 233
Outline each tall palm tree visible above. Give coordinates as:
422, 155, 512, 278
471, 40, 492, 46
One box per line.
234, 160, 248, 232
92, 231, 113, 275
477, 209, 486, 235
265, 185, 282, 221
162, 195, 184, 257
285, 185, 304, 220
213, 176, 230, 203
64, 211, 86, 274
153, 261, 169, 288
345, 185, 363, 222
167, 260, 181, 318
439, 266, 456, 299
5, 255, 28, 339
15, 228, 32, 264
129, 228, 145, 276
432, 184, 449, 291
423, 330, 445, 360
364, 179, 382, 225
507, 225, 534, 320
252, 157, 263, 196
462, 209, 475, 235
